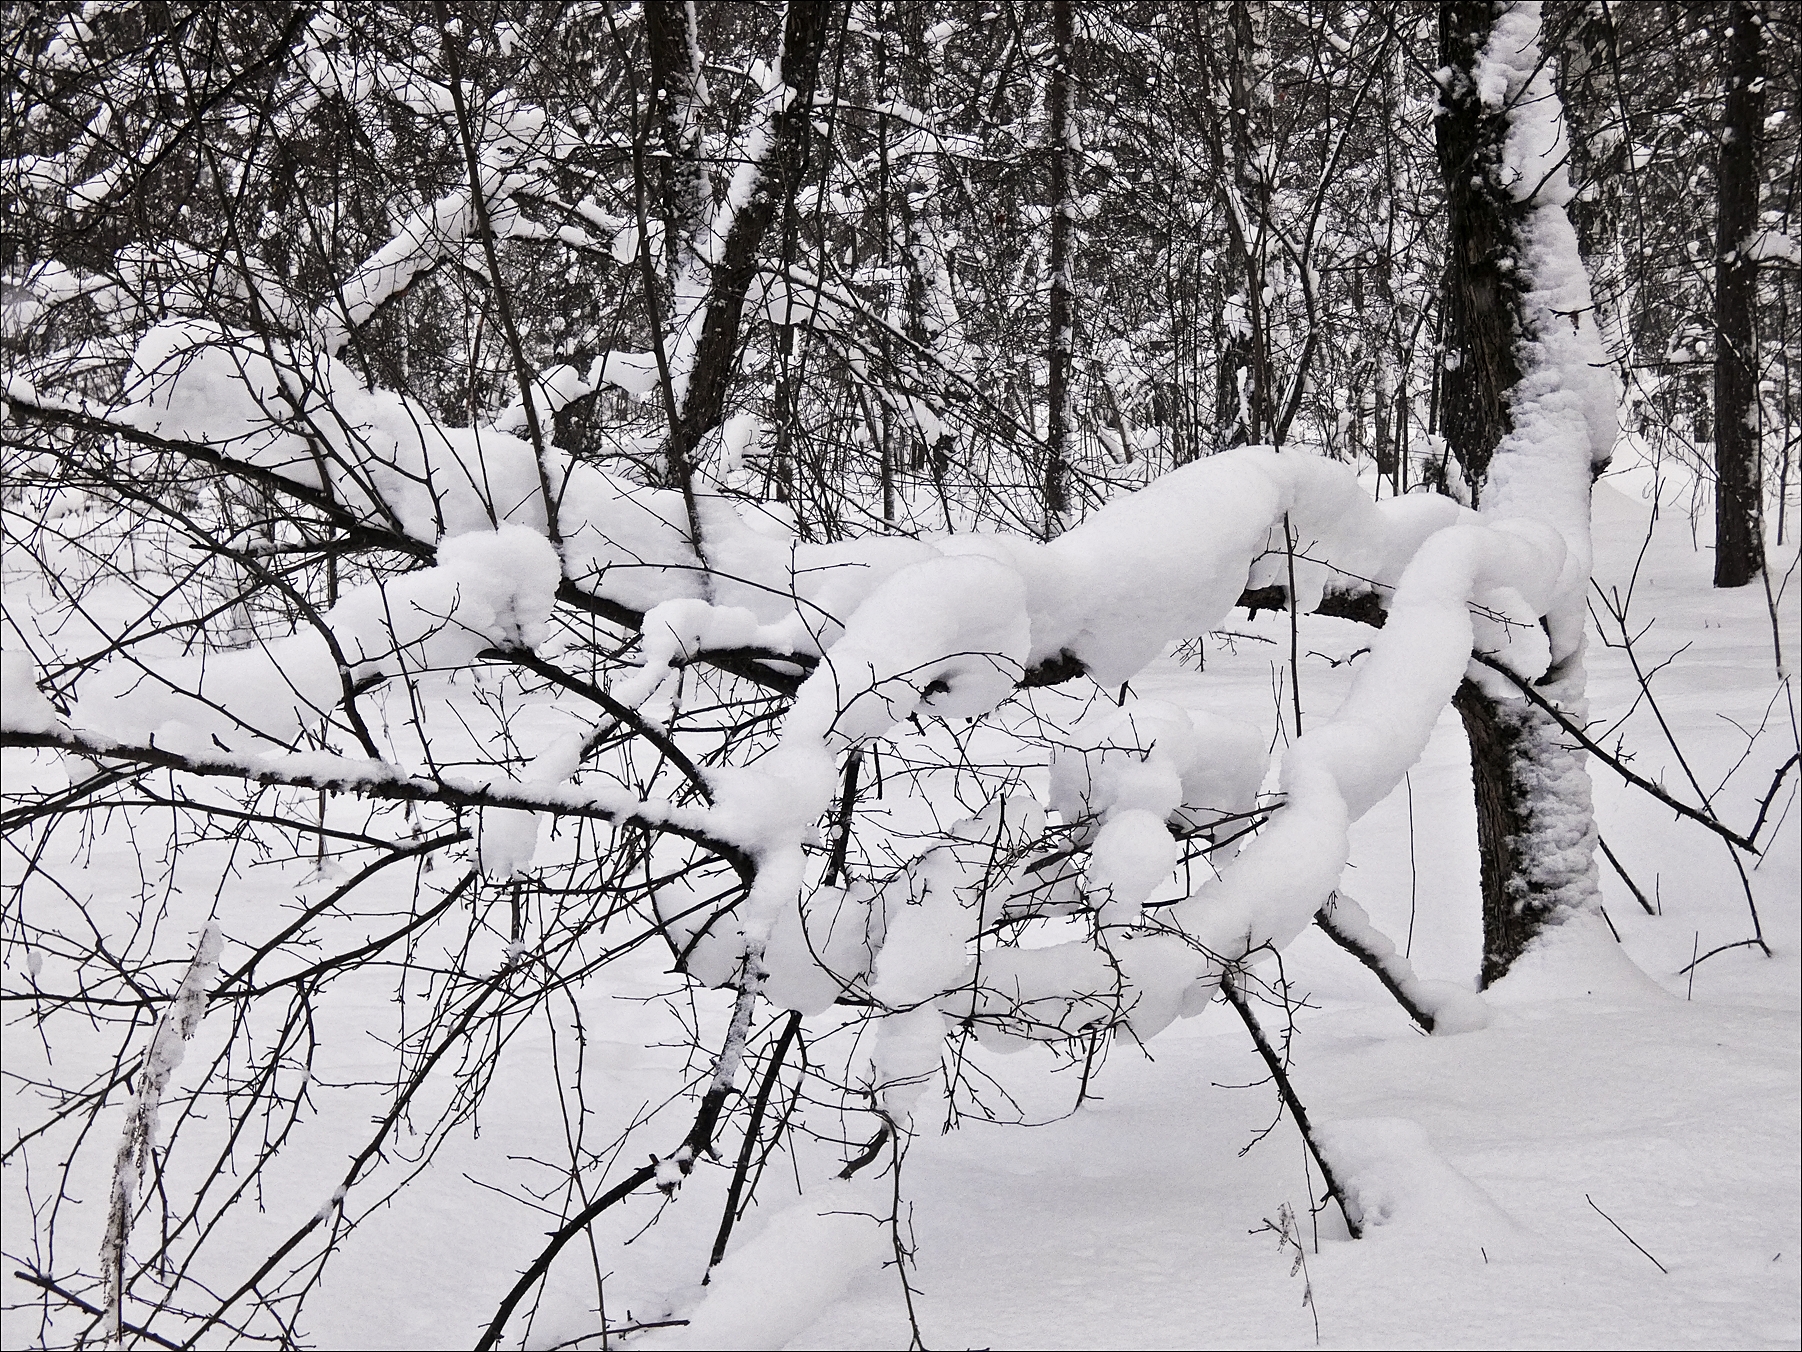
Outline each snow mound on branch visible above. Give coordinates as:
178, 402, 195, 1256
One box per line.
616, 598, 812, 709
1041, 446, 1384, 685
787, 553, 1031, 746
1316, 1117, 1521, 1241
1473, 0, 1619, 662
1086, 810, 1179, 919
72, 526, 559, 755
1043, 697, 1263, 922
1050, 699, 1264, 839
1157, 520, 1569, 988
649, 1182, 888, 1351
869, 1002, 951, 1122
1321, 894, 1491, 1034
476, 807, 541, 879
111, 324, 1448, 697
119, 320, 703, 609
1, 651, 61, 734
871, 849, 981, 1008
590, 348, 661, 397
490, 362, 591, 433
1477, 3, 1572, 208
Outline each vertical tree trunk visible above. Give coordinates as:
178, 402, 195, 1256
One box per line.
669, 3, 828, 473
1714, 0, 1766, 589
1213, 0, 1274, 449
644, 2, 710, 281
1373, 369, 1393, 480
1437, 1, 1524, 505
1044, 0, 1075, 535
1451, 685, 1535, 987
1438, 0, 1608, 987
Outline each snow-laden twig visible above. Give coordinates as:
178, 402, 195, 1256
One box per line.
1314, 893, 1492, 1034
100, 923, 222, 1347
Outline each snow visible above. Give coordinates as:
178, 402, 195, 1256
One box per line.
5, 2, 1795, 1336
0, 650, 60, 733
98, 922, 222, 1342
1320, 892, 1492, 1034
1748, 227, 1799, 263
592, 348, 663, 397
67, 524, 561, 757
5, 458, 1795, 1351
648, 1183, 889, 1351
1313, 1117, 1521, 1238
764, 476, 1799, 1347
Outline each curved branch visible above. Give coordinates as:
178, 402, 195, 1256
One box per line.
485, 647, 713, 803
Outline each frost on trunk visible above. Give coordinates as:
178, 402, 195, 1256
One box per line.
1212, 0, 1276, 450
1438, 0, 1616, 985
1713, 0, 1767, 589
101, 924, 222, 1346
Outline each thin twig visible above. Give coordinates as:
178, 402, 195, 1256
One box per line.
1468, 654, 1759, 854
1585, 1194, 1668, 1274
706, 1011, 803, 1277
1595, 833, 1656, 916
548, 1319, 689, 1349
838, 1126, 890, 1180
1313, 904, 1434, 1033
474, 983, 761, 1351
1748, 752, 1800, 847
1679, 936, 1765, 976
12, 1270, 183, 1351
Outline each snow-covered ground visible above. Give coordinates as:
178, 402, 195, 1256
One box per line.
628, 478, 1797, 1352
377, 487, 1798, 1350
3, 475, 1795, 1351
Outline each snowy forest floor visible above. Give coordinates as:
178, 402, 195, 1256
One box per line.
4, 473, 1798, 1352
692, 475, 1802, 1352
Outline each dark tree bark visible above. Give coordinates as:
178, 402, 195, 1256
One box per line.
1436, 1, 1526, 505
672, 3, 829, 473
1453, 683, 1534, 987
1209, 0, 1274, 450
1437, 0, 1604, 988
1044, 0, 1074, 534
644, 1, 709, 278
1714, 0, 1766, 588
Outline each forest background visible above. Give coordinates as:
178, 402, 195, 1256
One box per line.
1, 2, 1797, 1349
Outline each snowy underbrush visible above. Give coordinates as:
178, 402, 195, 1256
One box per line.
3, 467, 1795, 1349
4, 7, 1795, 1336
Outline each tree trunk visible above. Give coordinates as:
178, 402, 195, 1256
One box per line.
1438, 0, 1607, 987
671, 3, 828, 473
1714, 0, 1766, 589
1214, 0, 1275, 449
1436, 1, 1524, 504
1044, 0, 1074, 535
644, 1, 709, 280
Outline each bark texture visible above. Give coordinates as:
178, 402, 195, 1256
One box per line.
1044, 0, 1074, 532
671, 3, 829, 470
1714, 0, 1766, 588
1438, 0, 1604, 986
1436, 0, 1525, 503
1455, 678, 1601, 988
